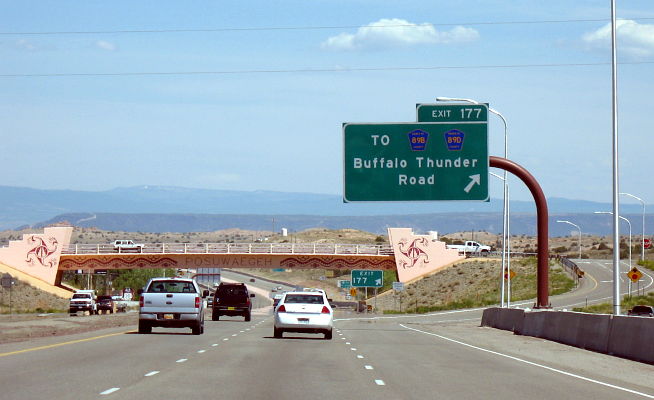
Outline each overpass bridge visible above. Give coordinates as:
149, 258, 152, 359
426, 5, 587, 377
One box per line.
0, 227, 465, 293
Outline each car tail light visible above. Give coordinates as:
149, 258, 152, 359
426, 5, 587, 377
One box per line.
277, 304, 286, 313
195, 297, 200, 308
139, 297, 144, 307
321, 306, 330, 314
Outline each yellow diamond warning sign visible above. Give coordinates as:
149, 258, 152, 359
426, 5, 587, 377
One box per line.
627, 267, 643, 283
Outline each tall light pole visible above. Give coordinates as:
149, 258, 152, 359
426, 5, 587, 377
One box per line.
610, 0, 621, 316
620, 192, 646, 262
437, 97, 510, 307
491, 172, 511, 307
596, 212, 632, 300
556, 220, 582, 259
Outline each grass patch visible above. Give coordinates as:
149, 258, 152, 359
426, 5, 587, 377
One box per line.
638, 259, 654, 272
383, 257, 575, 314
573, 291, 654, 314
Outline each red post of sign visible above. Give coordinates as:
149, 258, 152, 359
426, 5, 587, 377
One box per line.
490, 156, 550, 308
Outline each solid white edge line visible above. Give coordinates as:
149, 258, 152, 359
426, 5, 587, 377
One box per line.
375, 380, 385, 386
399, 324, 654, 399
145, 371, 159, 377
100, 388, 120, 395
334, 307, 487, 322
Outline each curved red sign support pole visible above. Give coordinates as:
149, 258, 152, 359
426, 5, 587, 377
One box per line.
490, 156, 550, 308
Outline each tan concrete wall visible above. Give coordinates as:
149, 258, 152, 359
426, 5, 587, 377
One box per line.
388, 228, 464, 283
0, 227, 73, 286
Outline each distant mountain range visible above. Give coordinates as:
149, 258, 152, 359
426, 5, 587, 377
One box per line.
1, 185, 651, 235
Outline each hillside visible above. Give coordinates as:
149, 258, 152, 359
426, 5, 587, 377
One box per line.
0, 184, 651, 233
32, 211, 654, 236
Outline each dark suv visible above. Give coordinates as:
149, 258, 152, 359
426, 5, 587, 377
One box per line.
96, 295, 114, 314
212, 283, 255, 321
628, 305, 654, 317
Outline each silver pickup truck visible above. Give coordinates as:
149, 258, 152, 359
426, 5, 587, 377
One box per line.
138, 277, 209, 335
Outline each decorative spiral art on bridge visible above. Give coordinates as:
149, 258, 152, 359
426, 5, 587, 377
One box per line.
279, 256, 395, 270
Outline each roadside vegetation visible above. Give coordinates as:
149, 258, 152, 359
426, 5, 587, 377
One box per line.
381, 257, 575, 314
63, 268, 176, 297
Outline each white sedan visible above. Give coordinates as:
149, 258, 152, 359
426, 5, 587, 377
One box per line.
273, 291, 333, 339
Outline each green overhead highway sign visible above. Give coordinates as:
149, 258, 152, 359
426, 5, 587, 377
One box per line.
416, 103, 489, 123
351, 270, 384, 288
343, 121, 488, 202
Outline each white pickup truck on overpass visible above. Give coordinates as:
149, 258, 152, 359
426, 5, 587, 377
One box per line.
446, 241, 491, 254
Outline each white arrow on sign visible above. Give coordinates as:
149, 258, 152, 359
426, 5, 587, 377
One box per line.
375, 278, 382, 286
464, 174, 481, 193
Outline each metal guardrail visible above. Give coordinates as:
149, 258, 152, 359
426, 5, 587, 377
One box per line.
61, 243, 395, 256
556, 255, 585, 284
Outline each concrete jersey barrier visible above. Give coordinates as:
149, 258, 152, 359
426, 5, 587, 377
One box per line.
481, 307, 654, 365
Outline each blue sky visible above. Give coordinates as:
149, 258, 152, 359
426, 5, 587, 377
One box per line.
1, 1, 653, 207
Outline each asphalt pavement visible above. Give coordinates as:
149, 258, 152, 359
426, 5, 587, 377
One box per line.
1, 261, 653, 399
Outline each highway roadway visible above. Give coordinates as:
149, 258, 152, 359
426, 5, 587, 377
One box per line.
0, 262, 652, 399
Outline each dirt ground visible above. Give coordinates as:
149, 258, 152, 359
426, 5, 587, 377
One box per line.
0, 311, 138, 344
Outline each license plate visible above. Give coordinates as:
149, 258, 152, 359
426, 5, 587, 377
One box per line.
227, 307, 236, 311
298, 318, 310, 324
163, 314, 174, 320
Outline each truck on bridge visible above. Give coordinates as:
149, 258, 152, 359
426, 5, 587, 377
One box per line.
446, 241, 492, 254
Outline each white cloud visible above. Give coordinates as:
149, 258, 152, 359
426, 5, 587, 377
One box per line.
321, 18, 479, 51
15, 39, 38, 51
582, 19, 654, 58
96, 40, 117, 51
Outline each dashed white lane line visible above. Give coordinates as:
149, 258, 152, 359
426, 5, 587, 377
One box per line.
350, 348, 357, 351
198, 350, 206, 354
232, 334, 238, 337
400, 324, 654, 399
176, 358, 188, 363
365, 365, 374, 370
145, 371, 159, 377
240, 330, 245, 333
346, 342, 351, 345
375, 380, 385, 386
357, 355, 364, 359
100, 388, 120, 395
212, 344, 218, 347
223, 338, 229, 341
